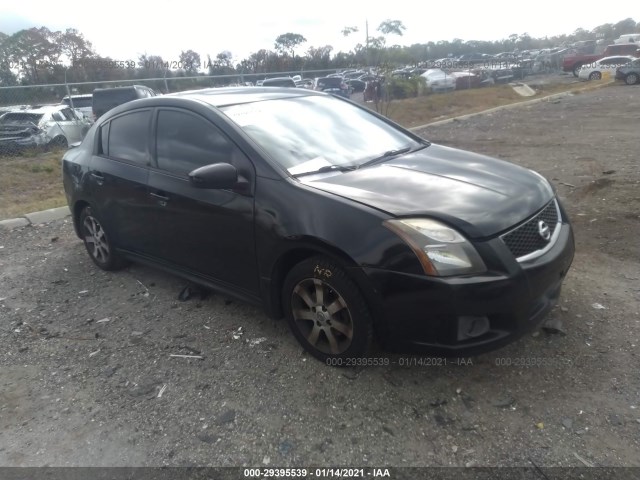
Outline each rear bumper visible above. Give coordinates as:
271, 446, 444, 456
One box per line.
362, 223, 575, 356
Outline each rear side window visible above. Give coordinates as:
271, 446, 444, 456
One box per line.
107, 110, 151, 165
156, 110, 233, 176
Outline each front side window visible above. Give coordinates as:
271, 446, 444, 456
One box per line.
156, 109, 234, 176
108, 110, 151, 165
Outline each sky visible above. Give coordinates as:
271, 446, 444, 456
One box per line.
0, 0, 636, 64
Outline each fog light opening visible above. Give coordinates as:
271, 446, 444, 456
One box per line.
457, 316, 490, 341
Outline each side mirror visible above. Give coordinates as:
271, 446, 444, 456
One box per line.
189, 163, 238, 189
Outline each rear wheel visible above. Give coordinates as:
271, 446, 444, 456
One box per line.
79, 206, 128, 271
282, 256, 372, 363
625, 73, 639, 85
589, 71, 602, 81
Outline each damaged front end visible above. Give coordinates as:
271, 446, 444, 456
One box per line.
0, 122, 50, 153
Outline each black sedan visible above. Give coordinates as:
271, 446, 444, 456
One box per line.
63, 87, 574, 363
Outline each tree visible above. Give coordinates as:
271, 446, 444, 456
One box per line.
274, 33, 307, 59
0, 32, 17, 86
341, 26, 359, 37
179, 49, 201, 74
58, 28, 94, 66
613, 18, 637, 38
377, 19, 406, 37
5, 27, 60, 83
304, 45, 333, 69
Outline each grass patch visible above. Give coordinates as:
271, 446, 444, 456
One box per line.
370, 80, 609, 128
0, 149, 67, 220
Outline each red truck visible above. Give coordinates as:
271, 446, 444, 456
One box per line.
563, 43, 640, 77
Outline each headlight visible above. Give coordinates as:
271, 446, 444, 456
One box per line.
384, 218, 486, 276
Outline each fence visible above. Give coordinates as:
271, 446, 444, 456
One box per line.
0, 69, 343, 107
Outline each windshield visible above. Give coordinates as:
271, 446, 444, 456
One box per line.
221, 95, 420, 175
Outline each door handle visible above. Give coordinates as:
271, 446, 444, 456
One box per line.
150, 191, 170, 206
91, 172, 105, 185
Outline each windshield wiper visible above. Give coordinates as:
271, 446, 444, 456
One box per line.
357, 144, 427, 169
293, 164, 357, 177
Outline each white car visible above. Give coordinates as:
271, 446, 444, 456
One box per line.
420, 68, 456, 92
578, 56, 636, 81
0, 104, 91, 153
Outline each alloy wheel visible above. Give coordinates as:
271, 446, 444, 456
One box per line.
83, 214, 110, 265
626, 73, 639, 85
290, 278, 353, 355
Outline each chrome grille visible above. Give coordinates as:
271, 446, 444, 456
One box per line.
501, 200, 560, 261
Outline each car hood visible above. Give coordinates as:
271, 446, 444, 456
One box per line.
299, 144, 554, 238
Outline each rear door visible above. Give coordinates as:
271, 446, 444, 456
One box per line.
145, 107, 258, 293
88, 109, 154, 251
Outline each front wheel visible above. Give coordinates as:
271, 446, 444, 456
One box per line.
79, 206, 128, 271
625, 73, 639, 85
282, 257, 373, 363
589, 71, 602, 81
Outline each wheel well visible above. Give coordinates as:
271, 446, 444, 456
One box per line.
72, 200, 89, 238
268, 244, 385, 340
268, 246, 357, 319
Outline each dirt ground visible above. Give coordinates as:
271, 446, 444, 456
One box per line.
0, 84, 639, 469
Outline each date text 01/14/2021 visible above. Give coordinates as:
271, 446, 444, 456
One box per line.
325, 357, 474, 367
244, 468, 391, 477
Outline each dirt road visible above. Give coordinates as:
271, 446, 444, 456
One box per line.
1, 84, 639, 468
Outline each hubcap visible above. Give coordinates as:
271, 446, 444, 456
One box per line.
291, 278, 353, 355
83, 215, 110, 264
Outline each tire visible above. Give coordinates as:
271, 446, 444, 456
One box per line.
625, 73, 639, 85
589, 71, 602, 81
282, 256, 372, 363
48, 136, 68, 150
79, 206, 128, 271
572, 64, 583, 77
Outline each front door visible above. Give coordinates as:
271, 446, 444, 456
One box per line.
144, 108, 258, 294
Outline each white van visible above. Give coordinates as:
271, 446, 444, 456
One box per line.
614, 34, 640, 45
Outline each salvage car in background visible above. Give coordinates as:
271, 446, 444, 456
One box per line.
312, 77, 351, 98
63, 87, 574, 363
92, 85, 157, 121
449, 71, 481, 90
0, 105, 90, 154
578, 56, 636, 80
420, 69, 456, 92
615, 58, 640, 85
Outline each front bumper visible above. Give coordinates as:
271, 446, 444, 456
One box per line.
362, 222, 575, 356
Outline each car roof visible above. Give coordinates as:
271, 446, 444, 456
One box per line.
167, 87, 323, 107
